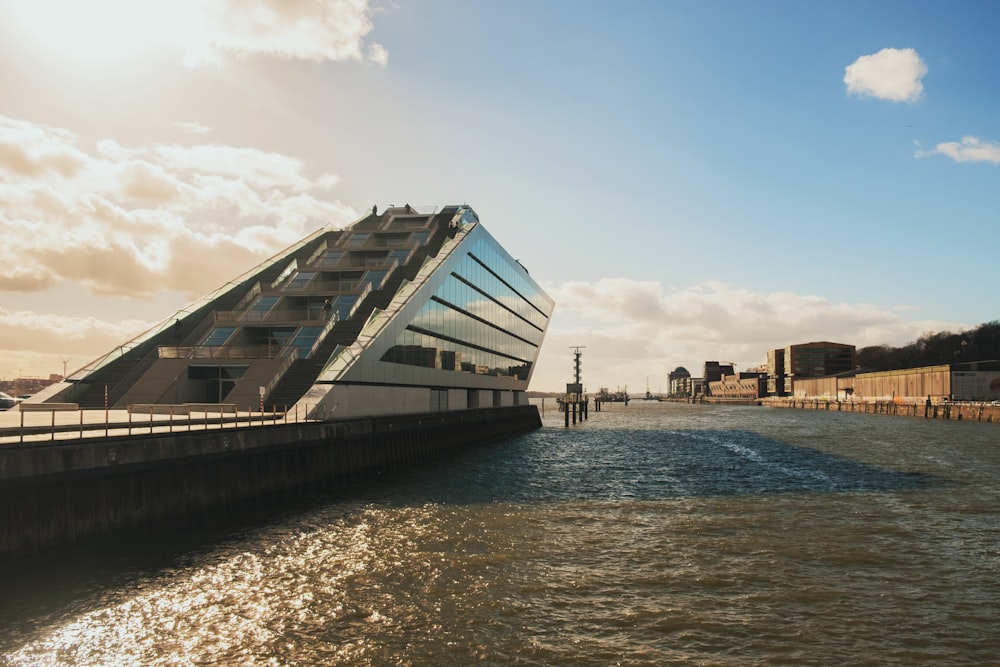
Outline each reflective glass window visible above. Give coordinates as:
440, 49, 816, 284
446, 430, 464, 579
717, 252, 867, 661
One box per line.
244, 295, 279, 320
319, 251, 343, 268
203, 327, 235, 346
333, 295, 357, 319
379, 229, 550, 382
290, 326, 324, 357
363, 270, 387, 291
287, 271, 315, 290
389, 249, 411, 264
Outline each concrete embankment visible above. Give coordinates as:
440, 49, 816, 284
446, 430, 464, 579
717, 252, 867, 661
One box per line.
0, 405, 540, 558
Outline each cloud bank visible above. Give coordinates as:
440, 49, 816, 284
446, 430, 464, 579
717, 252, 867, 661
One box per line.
0, 115, 358, 298
844, 48, 927, 103
529, 279, 964, 392
3, 0, 387, 69
181, 0, 388, 67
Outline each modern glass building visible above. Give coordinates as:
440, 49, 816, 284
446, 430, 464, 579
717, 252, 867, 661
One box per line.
49, 205, 554, 419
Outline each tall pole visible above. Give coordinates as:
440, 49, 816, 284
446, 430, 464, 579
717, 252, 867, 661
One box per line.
566, 346, 587, 426
570, 346, 585, 387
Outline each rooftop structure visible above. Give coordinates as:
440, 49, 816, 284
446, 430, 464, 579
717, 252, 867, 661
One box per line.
43, 205, 554, 420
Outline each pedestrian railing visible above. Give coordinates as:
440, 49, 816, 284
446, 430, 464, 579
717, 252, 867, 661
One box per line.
5, 402, 325, 445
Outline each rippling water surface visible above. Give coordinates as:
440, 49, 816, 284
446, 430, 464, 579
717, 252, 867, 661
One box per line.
2, 401, 998, 665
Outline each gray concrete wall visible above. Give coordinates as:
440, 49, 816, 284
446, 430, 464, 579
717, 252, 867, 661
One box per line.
0, 405, 541, 558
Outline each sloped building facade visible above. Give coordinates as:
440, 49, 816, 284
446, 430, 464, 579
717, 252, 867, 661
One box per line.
50, 205, 553, 420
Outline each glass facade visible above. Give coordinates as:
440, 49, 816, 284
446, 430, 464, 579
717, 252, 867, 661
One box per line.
332, 295, 357, 319
287, 271, 315, 290
244, 295, 280, 320
380, 236, 553, 381
363, 270, 387, 291
203, 327, 236, 346
786, 344, 856, 377
318, 251, 343, 268
290, 326, 324, 357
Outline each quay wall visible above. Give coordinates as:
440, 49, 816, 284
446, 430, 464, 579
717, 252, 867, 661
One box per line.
668, 396, 999, 423
0, 405, 540, 558
764, 398, 999, 422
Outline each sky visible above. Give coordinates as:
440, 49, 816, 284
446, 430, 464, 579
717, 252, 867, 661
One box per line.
0, 0, 998, 394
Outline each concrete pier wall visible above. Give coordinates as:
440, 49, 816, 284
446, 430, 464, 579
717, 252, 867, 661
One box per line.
0, 405, 540, 558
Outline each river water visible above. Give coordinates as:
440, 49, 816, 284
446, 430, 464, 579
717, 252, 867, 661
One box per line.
1, 401, 998, 666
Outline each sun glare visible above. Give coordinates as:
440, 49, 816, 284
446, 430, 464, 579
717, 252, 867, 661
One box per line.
6, 0, 202, 67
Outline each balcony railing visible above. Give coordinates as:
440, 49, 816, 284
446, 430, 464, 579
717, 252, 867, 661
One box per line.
157, 344, 296, 360
214, 308, 328, 323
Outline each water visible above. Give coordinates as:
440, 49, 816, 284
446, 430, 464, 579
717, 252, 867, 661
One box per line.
1, 401, 998, 665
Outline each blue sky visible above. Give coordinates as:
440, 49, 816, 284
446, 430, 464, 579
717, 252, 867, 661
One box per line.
0, 0, 997, 392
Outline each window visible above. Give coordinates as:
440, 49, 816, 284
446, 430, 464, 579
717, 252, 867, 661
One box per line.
287, 271, 315, 290
290, 326, 324, 357
319, 251, 343, 268
389, 249, 411, 265
363, 270, 387, 291
188, 365, 247, 403
333, 295, 358, 320
203, 327, 235, 346
244, 296, 279, 320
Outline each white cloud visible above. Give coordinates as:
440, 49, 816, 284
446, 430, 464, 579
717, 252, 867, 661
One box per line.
844, 48, 927, 103
0, 308, 153, 380
172, 121, 212, 135
0, 114, 358, 298
915, 136, 1000, 164
3, 0, 388, 69
529, 279, 964, 392
181, 0, 388, 67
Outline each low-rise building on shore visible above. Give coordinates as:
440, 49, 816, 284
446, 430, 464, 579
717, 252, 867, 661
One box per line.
789, 361, 1000, 403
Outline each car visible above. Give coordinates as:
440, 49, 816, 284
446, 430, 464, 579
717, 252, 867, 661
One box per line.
991, 400, 1000, 406
0, 391, 20, 410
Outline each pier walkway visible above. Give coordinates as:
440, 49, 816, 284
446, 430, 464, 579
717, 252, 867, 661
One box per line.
0, 405, 316, 446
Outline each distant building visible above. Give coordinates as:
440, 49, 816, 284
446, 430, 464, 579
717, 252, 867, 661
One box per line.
767, 348, 786, 396
668, 366, 692, 397
789, 360, 1000, 402
702, 361, 735, 396
779, 341, 856, 396
691, 377, 707, 398
709, 372, 767, 399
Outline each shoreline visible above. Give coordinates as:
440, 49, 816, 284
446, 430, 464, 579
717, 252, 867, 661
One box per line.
661, 396, 998, 424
